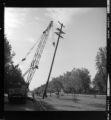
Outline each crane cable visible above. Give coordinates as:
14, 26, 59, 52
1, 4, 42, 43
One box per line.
23, 21, 54, 78
15, 36, 41, 67
26, 21, 54, 84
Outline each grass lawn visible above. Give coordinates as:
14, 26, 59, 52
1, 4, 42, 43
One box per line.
43, 94, 106, 111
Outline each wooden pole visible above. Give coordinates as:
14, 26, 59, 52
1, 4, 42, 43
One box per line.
43, 22, 65, 99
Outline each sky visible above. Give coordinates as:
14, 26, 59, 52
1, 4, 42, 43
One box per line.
4, 8, 106, 90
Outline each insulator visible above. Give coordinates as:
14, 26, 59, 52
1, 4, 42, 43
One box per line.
60, 31, 65, 34
22, 58, 26, 61
55, 32, 59, 36
56, 28, 61, 31
43, 30, 46, 34
35, 65, 39, 69
52, 42, 55, 46
59, 35, 64, 38
58, 21, 65, 27
55, 32, 64, 38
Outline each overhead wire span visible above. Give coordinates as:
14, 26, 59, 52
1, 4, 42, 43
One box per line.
15, 36, 41, 67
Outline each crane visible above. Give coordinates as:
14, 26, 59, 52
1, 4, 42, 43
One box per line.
26, 21, 53, 87
16, 21, 53, 88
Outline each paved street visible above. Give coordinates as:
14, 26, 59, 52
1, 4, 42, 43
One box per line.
4, 94, 106, 111
4, 94, 56, 111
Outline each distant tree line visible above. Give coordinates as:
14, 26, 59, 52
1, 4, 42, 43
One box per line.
34, 47, 106, 97
35, 67, 91, 97
4, 36, 26, 93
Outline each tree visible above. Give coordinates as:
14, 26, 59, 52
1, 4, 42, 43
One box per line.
51, 77, 63, 97
93, 47, 107, 94
4, 36, 26, 93
47, 81, 55, 96
93, 72, 106, 94
4, 36, 14, 93
35, 67, 91, 97
96, 47, 106, 79
62, 71, 72, 94
4, 37, 12, 65
65, 68, 91, 94
70, 69, 82, 94
77, 68, 91, 94
4, 36, 15, 66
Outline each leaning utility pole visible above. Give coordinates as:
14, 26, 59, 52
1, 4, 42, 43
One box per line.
43, 21, 65, 99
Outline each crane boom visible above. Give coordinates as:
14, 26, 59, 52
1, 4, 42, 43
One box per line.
24, 21, 53, 86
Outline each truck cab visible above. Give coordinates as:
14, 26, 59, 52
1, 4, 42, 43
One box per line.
8, 81, 27, 102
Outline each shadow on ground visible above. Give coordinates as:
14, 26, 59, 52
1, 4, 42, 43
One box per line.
8, 98, 26, 105
38, 100, 57, 111
49, 103, 81, 110
57, 96, 80, 103
41, 97, 81, 111
88, 103, 106, 108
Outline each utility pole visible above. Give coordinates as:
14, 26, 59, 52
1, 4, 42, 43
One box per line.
43, 21, 65, 99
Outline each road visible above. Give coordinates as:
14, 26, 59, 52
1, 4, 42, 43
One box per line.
4, 94, 45, 111
4, 94, 56, 111
4, 94, 106, 111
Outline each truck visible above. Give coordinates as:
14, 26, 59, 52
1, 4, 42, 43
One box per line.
8, 81, 28, 103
